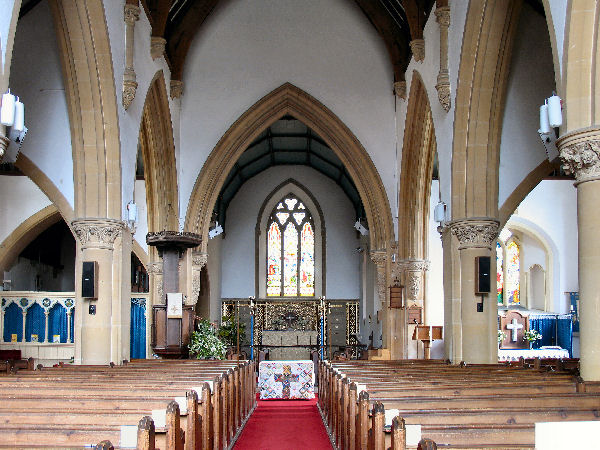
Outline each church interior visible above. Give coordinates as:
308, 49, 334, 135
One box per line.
0, 0, 599, 448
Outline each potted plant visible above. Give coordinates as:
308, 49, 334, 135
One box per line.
218, 315, 246, 358
188, 319, 227, 360
497, 329, 507, 348
524, 329, 542, 349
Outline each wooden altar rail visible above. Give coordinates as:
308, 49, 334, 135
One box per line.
0, 359, 257, 449
318, 360, 600, 449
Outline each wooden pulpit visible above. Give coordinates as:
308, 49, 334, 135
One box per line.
412, 325, 443, 359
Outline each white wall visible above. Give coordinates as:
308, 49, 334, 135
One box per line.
508, 179, 578, 314
0, 176, 51, 244
498, 3, 556, 208
9, 1, 74, 208
179, 0, 396, 228
220, 165, 360, 300
427, 180, 444, 358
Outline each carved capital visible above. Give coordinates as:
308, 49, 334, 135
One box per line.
122, 77, 138, 110
399, 258, 430, 273
370, 250, 387, 308
71, 218, 125, 250
124, 3, 140, 25
435, 6, 451, 28
192, 251, 208, 268
170, 80, 184, 99
370, 250, 387, 266
150, 37, 166, 60
394, 81, 407, 100
558, 129, 600, 184
449, 218, 499, 250
435, 71, 451, 112
147, 261, 164, 303
410, 39, 425, 63
393, 259, 430, 301
147, 261, 163, 275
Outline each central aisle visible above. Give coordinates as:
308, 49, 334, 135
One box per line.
234, 396, 332, 449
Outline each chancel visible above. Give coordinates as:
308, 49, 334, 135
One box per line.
0, 0, 599, 448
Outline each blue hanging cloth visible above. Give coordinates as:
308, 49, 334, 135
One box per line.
130, 298, 146, 359
3, 302, 23, 342
48, 303, 68, 343
557, 315, 573, 357
25, 303, 46, 342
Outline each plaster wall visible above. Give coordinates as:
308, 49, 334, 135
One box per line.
133, 179, 148, 253
179, 0, 395, 227
9, 1, 73, 207
0, 176, 51, 244
220, 165, 360, 300
509, 179, 578, 314
498, 3, 556, 208
103, 0, 181, 224
427, 180, 444, 359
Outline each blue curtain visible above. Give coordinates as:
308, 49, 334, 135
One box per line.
3, 302, 22, 342
48, 303, 68, 343
528, 316, 555, 349
70, 307, 75, 343
25, 303, 45, 342
568, 292, 579, 332
130, 299, 146, 359
557, 316, 573, 357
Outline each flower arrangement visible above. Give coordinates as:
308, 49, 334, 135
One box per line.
524, 329, 542, 342
188, 319, 227, 360
498, 329, 507, 343
218, 315, 246, 347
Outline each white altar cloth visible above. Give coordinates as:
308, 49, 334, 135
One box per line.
498, 346, 569, 362
258, 360, 315, 400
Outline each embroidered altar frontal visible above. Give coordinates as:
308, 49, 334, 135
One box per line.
259, 360, 315, 400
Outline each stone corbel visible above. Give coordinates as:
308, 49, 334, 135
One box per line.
150, 37, 166, 60
557, 129, 600, 185
370, 250, 388, 309
71, 218, 125, 250
394, 81, 407, 100
435, 5, 451, 112
123, 2, 140, 110
190, 251, 208, 305
410, 39, 425, 63
147, 261, 164, 304
170, 80, 184, 99
449, 218, 499, 250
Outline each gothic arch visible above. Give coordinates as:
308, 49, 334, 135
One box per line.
138, 71, 179, 233
255, 179, 326, 298
185, 83, 394, 254
49, 0, 121, 219
451, 0, 521, 219
398, 71, 436, 260
0, 205, 63, 276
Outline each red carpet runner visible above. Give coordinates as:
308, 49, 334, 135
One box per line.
234, 395, 331, 449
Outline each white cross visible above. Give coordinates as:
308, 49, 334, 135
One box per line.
506, 318, 523, 342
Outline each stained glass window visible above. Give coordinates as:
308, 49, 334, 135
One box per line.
496, 242, 503, 304
266, 194, 315, 297
506, 240, 520, 305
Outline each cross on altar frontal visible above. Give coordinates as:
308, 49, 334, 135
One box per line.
506, 318, 523, 342
259, 361, 315, 400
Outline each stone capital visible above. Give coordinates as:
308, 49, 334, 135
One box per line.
71, 218, 125, 250
122, 78, 137, 110
147, 261, 163, 275
394, 81, 407, 100
192, 251, 208, 268
557, 128, 600, 185
410, 39, 425, 63
398, 258, 431, 273
435, 6, 451, 28
150, 37, 166, 60
449, 218, 499, 250
124, 3, 140, 25
436, 71, 451, 112
370, 250, 387, 266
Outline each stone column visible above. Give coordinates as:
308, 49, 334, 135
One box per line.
72, 218, 127, 365
439, 224, 462, 363
370, 250, 389, 351
189, 251, 208, 305
122, 2, 140, 110
449, 218, 499, 364
558, 129, 600, 380
435, 5, 451, 112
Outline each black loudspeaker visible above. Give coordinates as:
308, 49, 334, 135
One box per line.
475, 256, 491, 294
82, 261, 97, 299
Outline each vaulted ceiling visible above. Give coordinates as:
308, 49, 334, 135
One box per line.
140, 0, 437, 84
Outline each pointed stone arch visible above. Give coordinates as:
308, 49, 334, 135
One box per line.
139, 71, 179, 233
185, 83, 393, 254
398, 71, 437, 261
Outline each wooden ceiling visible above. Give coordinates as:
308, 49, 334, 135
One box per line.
140, 0, 437, 83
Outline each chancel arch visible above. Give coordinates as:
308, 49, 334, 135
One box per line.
255, 179, 325, 299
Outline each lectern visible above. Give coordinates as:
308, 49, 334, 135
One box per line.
412, 325, 443, 359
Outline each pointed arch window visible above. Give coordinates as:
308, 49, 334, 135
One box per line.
496, 241, 504, 304
267, 194, 315, 297
506, 240, 520, 305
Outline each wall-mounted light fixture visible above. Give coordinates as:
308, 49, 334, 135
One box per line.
354, 218, 369, 236
209, 222, 223, 239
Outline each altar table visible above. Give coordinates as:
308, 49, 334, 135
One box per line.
258, 360, 315, 400
498, 346, 570, 362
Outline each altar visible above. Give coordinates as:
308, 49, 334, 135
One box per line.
498, 346, 570, 362
258, 360, 315, 400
